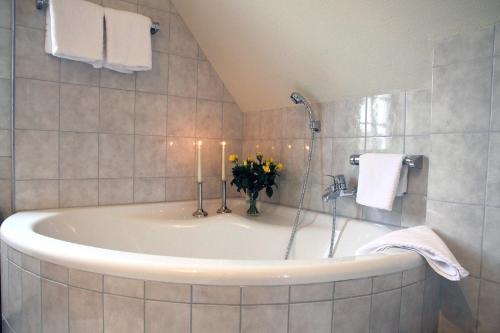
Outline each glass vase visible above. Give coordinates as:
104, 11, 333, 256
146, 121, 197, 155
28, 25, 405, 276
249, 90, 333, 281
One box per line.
247, 194, 260, 216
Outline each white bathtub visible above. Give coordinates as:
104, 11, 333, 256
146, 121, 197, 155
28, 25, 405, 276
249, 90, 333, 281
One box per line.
1, 199, 440, 333
1, 198, 422, 285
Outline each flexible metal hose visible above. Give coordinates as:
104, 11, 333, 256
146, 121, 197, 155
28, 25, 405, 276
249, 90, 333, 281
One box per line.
328, 199, 336, 258
284, 130, 316, 260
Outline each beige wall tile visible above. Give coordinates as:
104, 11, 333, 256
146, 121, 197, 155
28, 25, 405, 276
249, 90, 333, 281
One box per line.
169, 14, 197, 58
15, 180, 58, 210
99, 88, 135, 134
15, 130, 58, 179
15, 78, 59, 130
60, 132, 98, 179
135, 92, 167, 136
99, 179, 133, 205
99, 134, 134, 178
168, 55, 197, 98
60, 84, 99, 132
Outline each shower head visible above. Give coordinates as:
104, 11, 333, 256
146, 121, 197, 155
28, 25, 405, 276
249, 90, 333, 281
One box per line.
290, 92, 306, 105
289, 92, 321, 132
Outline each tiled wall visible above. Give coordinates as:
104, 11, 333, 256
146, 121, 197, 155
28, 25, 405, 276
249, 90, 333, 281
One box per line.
0, 0, 12, 220
2, 242, 440, 333
242, 89, 430, 227
242, 23, 500, 333
427, 25, 500, 333
8, 0, 243, 212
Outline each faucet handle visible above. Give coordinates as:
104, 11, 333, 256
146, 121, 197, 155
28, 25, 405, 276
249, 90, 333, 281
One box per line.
325, 174, 347, 191
334, 175, 347, 191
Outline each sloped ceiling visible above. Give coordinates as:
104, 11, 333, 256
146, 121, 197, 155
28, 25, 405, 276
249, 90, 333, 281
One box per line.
172, 0, 500, 112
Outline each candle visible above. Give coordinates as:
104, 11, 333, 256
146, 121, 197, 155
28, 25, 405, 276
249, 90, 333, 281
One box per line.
197, 140, 202, 183
221, 141, 226, 181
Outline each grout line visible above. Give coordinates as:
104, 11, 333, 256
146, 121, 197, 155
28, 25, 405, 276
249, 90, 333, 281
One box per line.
57, 51, 61, 209
475, 24, 497, 333
239, 287, 242, 333
13, 75, 237, 106
190, 284, 193, 333
132, 74, 137, 204
287, 285, 291, 333
330, 285, 335, 333
396, 282, 403, 332
431, 53, 497, 69
143, 280, 146, 333
10, 0, 16, 214
102, 274, 105, 333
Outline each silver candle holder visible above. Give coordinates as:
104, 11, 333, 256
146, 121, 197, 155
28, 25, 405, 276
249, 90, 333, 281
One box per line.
217, 180, 232, 214
192, 182, 208, 217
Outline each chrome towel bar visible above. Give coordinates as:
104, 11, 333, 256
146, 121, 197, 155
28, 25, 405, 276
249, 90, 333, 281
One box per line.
36, 0, 160, 34
349, 154, 423, 169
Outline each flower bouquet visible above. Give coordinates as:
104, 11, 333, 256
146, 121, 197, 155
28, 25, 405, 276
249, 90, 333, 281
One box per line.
229, 153, 283, 216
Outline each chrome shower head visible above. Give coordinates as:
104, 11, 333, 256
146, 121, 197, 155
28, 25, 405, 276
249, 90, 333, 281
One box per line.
289, 92, 321, 132
290, 92, 306, 105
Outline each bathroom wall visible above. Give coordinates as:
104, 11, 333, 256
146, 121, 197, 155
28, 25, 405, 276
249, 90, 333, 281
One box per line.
242, 89, 430, 228
243, 23, 500, 333
0, 0, 12, 220
426, 25, 500, 333
9, 0, 243, 212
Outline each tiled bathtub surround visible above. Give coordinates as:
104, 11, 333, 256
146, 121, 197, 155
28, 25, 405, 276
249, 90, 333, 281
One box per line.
243, 88, 430, 227
426, 24, 500, 333
0, 0, 12, 220
242, 22, 500, 333
10, 0, 243, 211
1, 243, 440, 333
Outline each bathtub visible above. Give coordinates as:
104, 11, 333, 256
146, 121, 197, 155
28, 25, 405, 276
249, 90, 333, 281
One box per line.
1, 199, 440, 333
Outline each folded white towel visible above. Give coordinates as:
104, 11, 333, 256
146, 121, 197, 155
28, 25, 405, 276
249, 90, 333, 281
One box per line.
103, 7, 152, 73
45, 0, 104, 68
356, 226, 469, 281
355, 153, 407, 211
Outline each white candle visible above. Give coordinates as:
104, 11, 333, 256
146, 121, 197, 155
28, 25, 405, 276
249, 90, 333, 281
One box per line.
197, 140, 202, 183
221, 141, 226, 181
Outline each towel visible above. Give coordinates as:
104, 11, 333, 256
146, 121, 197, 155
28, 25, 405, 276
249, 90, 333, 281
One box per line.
45, 0, 104, 68
396, 165, 408, 196
355, 153, 407, 211
356, 226, 469, 281
103, 7, 152, 73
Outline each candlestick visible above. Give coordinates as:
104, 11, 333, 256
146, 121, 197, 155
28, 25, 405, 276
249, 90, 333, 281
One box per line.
192, 182, 208, 217
196, 140, 202, 183
217, 180, 232, 214
221, 141, 226, 181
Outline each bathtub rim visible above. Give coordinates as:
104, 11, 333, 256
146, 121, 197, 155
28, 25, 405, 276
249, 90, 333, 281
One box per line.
0, 201, 424, 286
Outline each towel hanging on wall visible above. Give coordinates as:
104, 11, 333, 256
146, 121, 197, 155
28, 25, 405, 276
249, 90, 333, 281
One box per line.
103, 7, 152, 73
355, 153, 408, 211
45, 0, 104, 68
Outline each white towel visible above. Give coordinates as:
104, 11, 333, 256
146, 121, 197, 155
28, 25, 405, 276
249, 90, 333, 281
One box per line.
355, 153, 407, 211
103, 7, 152, 73
356, 226, 469, 281
45, 0, 104, 68
396, 165, 408, 196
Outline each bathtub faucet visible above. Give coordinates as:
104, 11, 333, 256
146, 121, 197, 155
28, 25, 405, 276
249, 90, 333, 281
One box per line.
322, 175, 356, 202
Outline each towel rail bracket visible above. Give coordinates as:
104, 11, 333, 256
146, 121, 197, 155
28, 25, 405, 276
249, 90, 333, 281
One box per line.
35, 0, 160, 34
349, 154, 424, 169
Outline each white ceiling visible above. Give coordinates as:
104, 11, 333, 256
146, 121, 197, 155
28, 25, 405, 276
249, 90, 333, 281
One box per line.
172, 0, 500, 112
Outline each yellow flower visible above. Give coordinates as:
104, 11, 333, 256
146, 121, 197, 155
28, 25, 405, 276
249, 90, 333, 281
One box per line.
256, 152, 263, 159
243, 160, 248, 166
276, 163, 284, 171
266, 158, 274, 164
263, 164, 271, 173
228, 154, 238, 162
